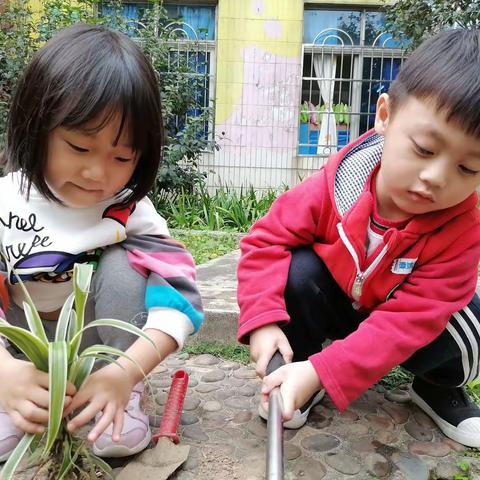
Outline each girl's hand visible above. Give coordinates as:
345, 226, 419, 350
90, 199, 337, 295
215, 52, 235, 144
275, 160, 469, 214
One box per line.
0, 357, 76, 434
249, 324, 293, 378
65, 363, 135, 442
260, 360, 322, 421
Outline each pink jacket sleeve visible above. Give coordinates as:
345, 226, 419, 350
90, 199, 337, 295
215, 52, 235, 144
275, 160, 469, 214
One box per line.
237, 171, 327, 343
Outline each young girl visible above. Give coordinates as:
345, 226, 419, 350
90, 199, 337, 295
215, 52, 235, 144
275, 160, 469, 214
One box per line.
0, 23, 204, 460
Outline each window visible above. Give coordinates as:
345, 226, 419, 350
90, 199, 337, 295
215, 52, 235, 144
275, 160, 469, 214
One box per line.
100, 2, 216, 143
300, 8, 407, 156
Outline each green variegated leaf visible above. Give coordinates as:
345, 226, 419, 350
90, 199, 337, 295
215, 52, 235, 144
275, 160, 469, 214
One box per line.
80, 344, 146, 377
68, 356, 95, 390
22, 301, 48, 346
55, 292, 75, 342
44, 341, 68, 455
0, 433, 37, 480
2, 253, 49, 346
0, 322, 48, 371
69, 264, 93, 362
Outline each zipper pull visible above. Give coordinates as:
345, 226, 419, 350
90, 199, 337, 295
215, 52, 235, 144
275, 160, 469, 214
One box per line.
352, 273, 364, 300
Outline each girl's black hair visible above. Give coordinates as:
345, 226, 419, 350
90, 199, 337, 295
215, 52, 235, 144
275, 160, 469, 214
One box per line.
389, 28, 480, 137
5, 22, 164, 204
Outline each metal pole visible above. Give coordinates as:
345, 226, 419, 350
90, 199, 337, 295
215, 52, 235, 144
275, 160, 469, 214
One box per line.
266, 387, 284, 479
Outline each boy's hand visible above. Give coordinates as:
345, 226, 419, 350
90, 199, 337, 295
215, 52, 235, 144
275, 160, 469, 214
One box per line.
65, 363, 135, 442
0, 357, 75, 434
260, 360, 322, 421
249, 324, 293, 378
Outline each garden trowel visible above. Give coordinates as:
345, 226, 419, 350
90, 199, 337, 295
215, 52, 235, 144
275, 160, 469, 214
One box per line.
116, 369, 190, 480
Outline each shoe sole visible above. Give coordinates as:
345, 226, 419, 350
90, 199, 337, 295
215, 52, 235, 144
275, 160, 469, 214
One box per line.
410, 386, 480, 448
92, 428, 152, 458
258, 390, 325, 429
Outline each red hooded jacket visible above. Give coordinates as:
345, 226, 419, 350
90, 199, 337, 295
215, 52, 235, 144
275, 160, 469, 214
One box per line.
237, 130, 480, 410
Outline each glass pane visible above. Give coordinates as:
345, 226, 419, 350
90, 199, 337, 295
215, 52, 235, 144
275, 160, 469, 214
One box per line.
304, 9, 361, 45
165, 5, 215, 40
364, 12, 407, 47
360, 57, 403, 133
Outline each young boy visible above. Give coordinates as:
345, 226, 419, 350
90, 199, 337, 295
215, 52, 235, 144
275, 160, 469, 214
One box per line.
237, 28, 480, 447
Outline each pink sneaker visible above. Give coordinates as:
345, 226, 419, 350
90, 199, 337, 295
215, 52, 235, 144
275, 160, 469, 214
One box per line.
92, 382, 151, 458
0, 408, 23, 462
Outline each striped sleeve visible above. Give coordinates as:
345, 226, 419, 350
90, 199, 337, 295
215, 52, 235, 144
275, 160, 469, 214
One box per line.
122, 234, 204, 347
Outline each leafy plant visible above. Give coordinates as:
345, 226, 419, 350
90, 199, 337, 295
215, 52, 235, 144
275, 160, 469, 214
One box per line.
384, 0, 480, 51
299, 102, 309, 123
155, 185, 282, 232
0, 263, 155, 480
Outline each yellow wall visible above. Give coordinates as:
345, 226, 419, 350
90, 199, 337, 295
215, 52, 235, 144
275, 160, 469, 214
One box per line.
216, 0, 303, 124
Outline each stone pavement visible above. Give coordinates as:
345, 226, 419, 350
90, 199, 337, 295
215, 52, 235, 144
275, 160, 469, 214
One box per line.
134, 351, 480, 480
113, 250, 480, 479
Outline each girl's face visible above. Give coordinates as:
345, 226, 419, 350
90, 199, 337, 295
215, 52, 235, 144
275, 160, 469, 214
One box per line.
45, 114, 139, 208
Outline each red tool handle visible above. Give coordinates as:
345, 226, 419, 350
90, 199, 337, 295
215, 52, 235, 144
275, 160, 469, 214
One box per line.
152, 369, 189, 444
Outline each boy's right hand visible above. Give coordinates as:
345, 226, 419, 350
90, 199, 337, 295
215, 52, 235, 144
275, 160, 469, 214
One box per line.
249, 324, 293, 378
0, 357, 75, 434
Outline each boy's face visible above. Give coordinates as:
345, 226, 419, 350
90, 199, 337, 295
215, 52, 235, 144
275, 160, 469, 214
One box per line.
374, 94, 480, 220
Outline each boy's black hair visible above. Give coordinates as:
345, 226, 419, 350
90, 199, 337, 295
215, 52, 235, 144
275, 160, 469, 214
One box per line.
389, 28, 480, 136
5, 22, 164, 204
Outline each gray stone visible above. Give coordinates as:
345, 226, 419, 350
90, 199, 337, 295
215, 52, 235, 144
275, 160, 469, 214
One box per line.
152, 365, 168, 374
203, 400, 222, 412
183, 397, 201, 411
247, 417, 267, 438
307, 411, 332, 429
289, 458, 327, 478
200, 369, 226, 382
180, 412, 199, 425
202, 413, 229, 429
385, 388, 411, 403
195, 383, 220, 393
233, 367, 257, 379
350, 436, 377, 453
413, 411, 436, 429
148, 414, 161, 428
218, 361, 241, 370
187, 378, 198, 387
375, 429, 399, 445
165, 357, 186, 367
183, 425, 209, 442
366, 453, 390, 478
193, 354, 220, 366
301, 433, 341, 452
408, 440, 451, 457
223, 377, 246, 387
337, 409, 359, 422
442, 436, 468, 452
232, 410, 253, 424
391, 452, 430, 480
404, 420, 434, 441
150, 377, 172, 388
224, 396, 252, 410
284, 443, 301, 461
325, 452, 361, 475
176, 352, 190, 360
155, 391, 168, 405
237, 385, 257, 397
380, 402, 410, 424
365, 414, 394, 430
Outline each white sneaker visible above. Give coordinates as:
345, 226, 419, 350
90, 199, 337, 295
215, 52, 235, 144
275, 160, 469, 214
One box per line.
258, 390, 325, 429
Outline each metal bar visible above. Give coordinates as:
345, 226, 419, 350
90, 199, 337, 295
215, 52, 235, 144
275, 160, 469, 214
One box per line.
266, 388, 284, 479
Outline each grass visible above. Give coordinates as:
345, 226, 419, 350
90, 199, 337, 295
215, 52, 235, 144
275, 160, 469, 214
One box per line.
183, 341, 250, 364
172, 229, 240, 265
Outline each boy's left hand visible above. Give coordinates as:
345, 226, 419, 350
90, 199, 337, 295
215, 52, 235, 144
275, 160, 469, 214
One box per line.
260, 360, 322, 421
65, 363, 135, 442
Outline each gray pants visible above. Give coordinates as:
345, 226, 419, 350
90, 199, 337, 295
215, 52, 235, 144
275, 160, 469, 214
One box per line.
5, 246, 147, 356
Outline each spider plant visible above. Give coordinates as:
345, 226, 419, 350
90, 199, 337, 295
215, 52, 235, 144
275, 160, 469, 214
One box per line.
0, 263, 156, 479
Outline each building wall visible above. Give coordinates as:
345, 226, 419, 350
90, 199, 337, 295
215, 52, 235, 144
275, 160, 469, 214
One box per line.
205, 0, 304, 190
